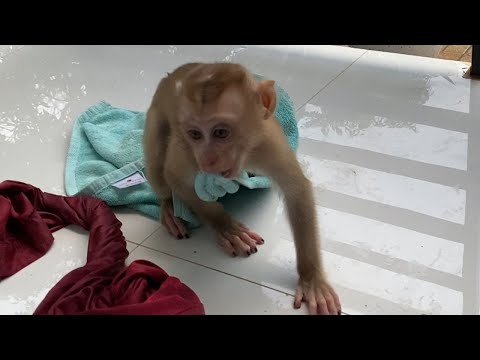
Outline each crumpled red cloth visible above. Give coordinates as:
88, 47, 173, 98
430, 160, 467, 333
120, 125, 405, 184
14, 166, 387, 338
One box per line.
0, 180, 205, 315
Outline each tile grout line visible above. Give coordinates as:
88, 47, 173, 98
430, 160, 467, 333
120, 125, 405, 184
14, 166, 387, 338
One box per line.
133, 243, 296, 294
295, 49, 369, 112
461, 46, 471, 57
439, 45, 471, 62
127, 225, 162, 246
126, 241, 139, 253
130, 243, 348, 315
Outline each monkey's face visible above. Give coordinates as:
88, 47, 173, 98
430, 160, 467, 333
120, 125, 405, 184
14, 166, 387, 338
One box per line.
180, 86, 262, 179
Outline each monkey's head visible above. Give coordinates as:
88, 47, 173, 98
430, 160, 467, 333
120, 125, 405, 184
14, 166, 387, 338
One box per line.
177, 63, 276, 179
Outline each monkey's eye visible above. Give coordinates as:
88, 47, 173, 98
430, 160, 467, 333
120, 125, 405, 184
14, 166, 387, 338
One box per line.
187, 129, 203, 140
213, 128, 230, 139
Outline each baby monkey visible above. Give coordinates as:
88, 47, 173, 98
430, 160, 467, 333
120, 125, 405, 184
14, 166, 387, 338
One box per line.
144, 62, 341, 315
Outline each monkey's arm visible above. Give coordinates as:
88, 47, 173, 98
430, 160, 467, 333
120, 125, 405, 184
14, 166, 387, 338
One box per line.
254, 121, 341, 315
144, 106, 190, 239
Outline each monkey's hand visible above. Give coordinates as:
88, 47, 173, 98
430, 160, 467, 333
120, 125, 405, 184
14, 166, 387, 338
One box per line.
294, 275, 341, 315
215, 220, 264, 257
161, 198, 189, 239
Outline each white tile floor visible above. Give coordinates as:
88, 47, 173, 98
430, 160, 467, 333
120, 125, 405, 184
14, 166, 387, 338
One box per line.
0, 45, 478, 315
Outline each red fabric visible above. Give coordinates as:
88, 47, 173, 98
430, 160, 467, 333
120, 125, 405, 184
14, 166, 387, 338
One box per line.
0, 180, 205, 315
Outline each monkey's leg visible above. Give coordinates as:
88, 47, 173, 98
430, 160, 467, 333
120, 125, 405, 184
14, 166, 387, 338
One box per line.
146, 158, 189, 239
144, 106, 189, 239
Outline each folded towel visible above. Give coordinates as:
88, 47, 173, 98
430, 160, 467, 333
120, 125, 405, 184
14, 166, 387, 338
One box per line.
65, 77, 298, 228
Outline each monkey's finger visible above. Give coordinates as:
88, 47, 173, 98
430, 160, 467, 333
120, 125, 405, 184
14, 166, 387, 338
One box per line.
164, 213, 183, 239
228, 235, 251, 256
294, 286, 304, 309
333, 291, 342, 314
307, 291, 318, 315
244, 230, 264, 244
315, 295, 329, 315
163, 201, 188, 237
322, 293, 337, 315
218, 235, 237, 257
160, 214, 175, 236
171, 215, 189, 238
233, 223, 264, 245
239, 233, 258, 253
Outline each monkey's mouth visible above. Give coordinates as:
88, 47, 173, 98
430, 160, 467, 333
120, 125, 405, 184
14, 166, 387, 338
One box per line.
221, 169, 234, 178
220, 165, 241, 179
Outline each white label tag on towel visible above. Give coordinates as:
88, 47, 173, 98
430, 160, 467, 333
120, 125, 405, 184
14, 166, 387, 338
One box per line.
112, 171, 147, 189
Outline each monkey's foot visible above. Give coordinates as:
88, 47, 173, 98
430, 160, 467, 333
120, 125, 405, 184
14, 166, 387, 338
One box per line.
216, 221, 264, 257
294, 277, 342, 315
161, 199, 189, 239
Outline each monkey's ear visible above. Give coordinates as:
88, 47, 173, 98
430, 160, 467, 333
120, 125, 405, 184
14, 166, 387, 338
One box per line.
256, 80, 277, 119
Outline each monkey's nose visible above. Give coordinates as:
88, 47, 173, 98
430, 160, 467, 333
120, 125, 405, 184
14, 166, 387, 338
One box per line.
207, 158, 217, 166
201, 158, 219, 172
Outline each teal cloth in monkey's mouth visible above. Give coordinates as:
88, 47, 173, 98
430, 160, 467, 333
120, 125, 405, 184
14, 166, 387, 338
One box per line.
64, 78, 298, 228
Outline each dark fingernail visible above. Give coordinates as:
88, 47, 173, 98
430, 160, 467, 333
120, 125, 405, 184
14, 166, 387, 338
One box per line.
253, 247, 257, 253
261, 238, 265, 243
246, 251, 251, 256
337, 311, 341, 315
185, 234, 190, 239
232, 252, 237, 257
177, 235, 183, 239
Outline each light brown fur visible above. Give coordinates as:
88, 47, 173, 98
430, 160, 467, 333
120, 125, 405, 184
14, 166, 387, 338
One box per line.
143, 62, 341, 315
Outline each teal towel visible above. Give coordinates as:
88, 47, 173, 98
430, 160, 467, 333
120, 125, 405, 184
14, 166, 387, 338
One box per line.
65, 80, 298, 228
